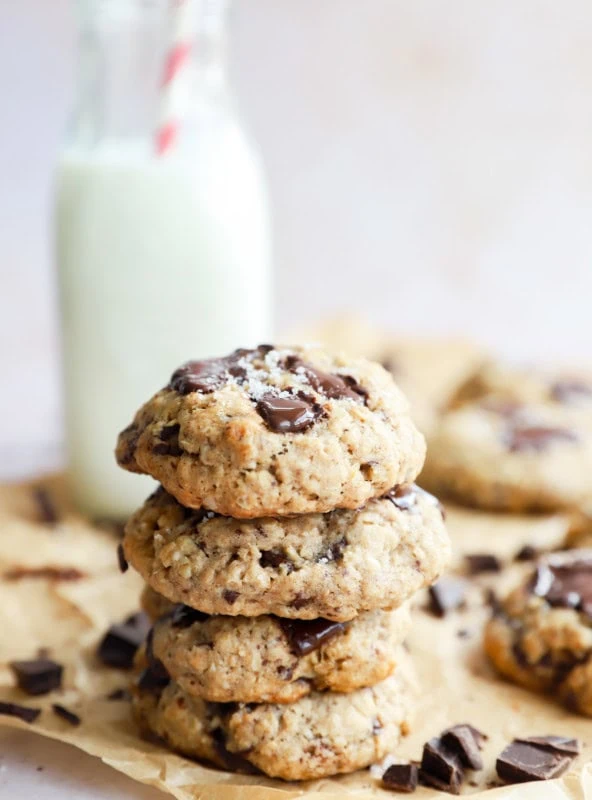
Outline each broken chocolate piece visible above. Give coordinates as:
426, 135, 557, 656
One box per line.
170, 358, 231, 394
169, 604, 209, 628
420, 737, 464, 794
211, 727, 261, 774
259, 549, 292, 569
10, 658, 63, 696
117, 543, 128, 573
428, 576, 467, 617
0, 701, 40, 724
496, 739, 572, 784
97, 612, 150, 669
279, 618, 347, 656
382, 763, 418, 792
32, 486, 58, 525
514, 545, 538, 562
52, 704, 81, 727
441, 724, 486, 770
505, 424, 578, 453
223, 590, 239, 605
256, 392, 324, 433
531, 556, 592, 617
515, 736, 580, 756
466, 554, 502, 575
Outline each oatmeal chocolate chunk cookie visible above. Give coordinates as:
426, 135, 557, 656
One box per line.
485, 550, 592, 716
116, 345, 426, 517
124, 483, 450, 620
132, 649, 416, 781
145, 593, 410, 703
422, 400, 592, 511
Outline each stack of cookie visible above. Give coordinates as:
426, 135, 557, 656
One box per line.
116, 345, 451, 780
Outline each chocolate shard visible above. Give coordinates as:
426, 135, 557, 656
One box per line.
382, 763, 418, 792
420, 737, 464, 795
441, 724, 486, 770
170, 604, 209, 628
52, 704, 81, 726
496, 740, 572, 784
278, 618, 347, 656
32, 486, 59, 525
256, 392, 324, 433
514, 545, 538, 562
428, 576, 467, 617
223, 590, 239, 605
466, 554, 502, 575
97, 612, 150, 669
10, 658, 63, 696
531, 557, 592, 616
515, 736, 580, 756
0, 701, 41, 724
117, 543, 128, 573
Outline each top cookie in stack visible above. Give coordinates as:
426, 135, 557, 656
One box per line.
116, 344, 426, 517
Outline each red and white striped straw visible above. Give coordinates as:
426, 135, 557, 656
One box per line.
155, 0, 196, 156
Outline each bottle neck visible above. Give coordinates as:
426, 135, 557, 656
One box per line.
70, 0, 231, 150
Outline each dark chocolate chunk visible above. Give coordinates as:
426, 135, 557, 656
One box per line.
259, 549, 292, 569
383, 484, 445, 518
170, 358, 230, 394
382, 763, 418, 792
324, 537, 346, 562
441, 724, 486, 770
256, 392, 324, 433
106, 688, 131, 701
531, 557, 592, 616
420, 737, 464, 794
52, 704, 81, 726
170, 604, 209, 628
428, 577, 467, 617
10, 658, 63, 696
117, 423, 140, 467
496, 740, 572, 783
137, 629, 170, 694
223, 590, 239, 605
282, 356, 365, 402
3, 566, 85, 581
279, 618, 347, 656
291, 594, 312, 609
550, 380, 592, 405
0, 701, 41, 724
211, 727, 261, 774
153, 423, 183, 455
117, 543, 128, 573
515, 736, 580, 756
32, 486, 59, 525
515, 545, 538, 562
466, 553, 502, 575
97, 612, 150, 669
504, 424, 578, 453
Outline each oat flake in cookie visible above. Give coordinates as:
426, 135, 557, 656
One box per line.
123, 483, 450, 620
116, 345, 426, 517
485, 549, 592, 715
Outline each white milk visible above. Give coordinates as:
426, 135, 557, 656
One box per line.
56, 126, 272, 518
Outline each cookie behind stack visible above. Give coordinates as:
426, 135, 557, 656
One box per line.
116, 345, 451, 780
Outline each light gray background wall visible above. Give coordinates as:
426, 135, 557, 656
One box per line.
2, 1, 592, 476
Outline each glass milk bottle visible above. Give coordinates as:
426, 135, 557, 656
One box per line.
56, 0, 272, 519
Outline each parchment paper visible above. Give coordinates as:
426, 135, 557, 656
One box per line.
0, 476, 590, 800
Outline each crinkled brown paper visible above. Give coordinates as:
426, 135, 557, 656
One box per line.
0, 476, 590, 799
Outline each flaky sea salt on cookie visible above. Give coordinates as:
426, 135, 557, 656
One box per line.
116, 345, 425, 517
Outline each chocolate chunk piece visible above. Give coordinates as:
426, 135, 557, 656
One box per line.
282, 356, 365, 402
52, 704, 81, 727
10, 658, 63, 696
428, 576, 467, 617
170, 358, 230, 394
382, 763, 418, 792
496, 740, 572, 784
223, 590, 239, 605
550, 380, 592, 405
279, 618, 347, 656
505, 424, 578, 453
137, 629, 170, 694
153, 424, 183, 456
106, 688, 131, 701
170, 604, 209, 628
97, 612, 150, 669
466, 554, 502, 575
420, 737, 464, 794
441, 724, 486, 770
256, 392, 324, 433
0, 701, 40, 724
531, 556, 592, 616
515, 736, 580, 756
117, 543, 128, 573
384, 484, 445, 518
259, 549, 292, 569
32, 486, 59, 525
211, 727, 261, 774
515, 545, 538, 562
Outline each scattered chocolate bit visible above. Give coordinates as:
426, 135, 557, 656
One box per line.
428, 577, 467, 617
137, 629, 170, 694
0, 701, 40, 724
3, 566, 85, 582
531, 557, 592, 616
223, 590, 239, 605
515, 736, 580, 756
466, 554, 502, 575
550, 380, 592, 405
496, 739, 573, 784
32, 486, 59, 525
383, 484, 445, 518
211, 727, 261, 774
291, 594, 312, 610
441, 724, 486, 770
259, 549, 292, 569
256, 392, 324, 433
52, 704, 80, 727
152, 424, 183, 455
97, 612, 150, 669
382, 763, 418, 793
420, 737, 464, 794
324, 537, 346, 562
505, 424, 578, 453
279, 618, 347, 656
10, 658, 63, 696
106, 688, 131, 701
515, 545, 538, 562
170, 604, 209, 628
116, 543, 128, 573
116, 423, 140, 467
